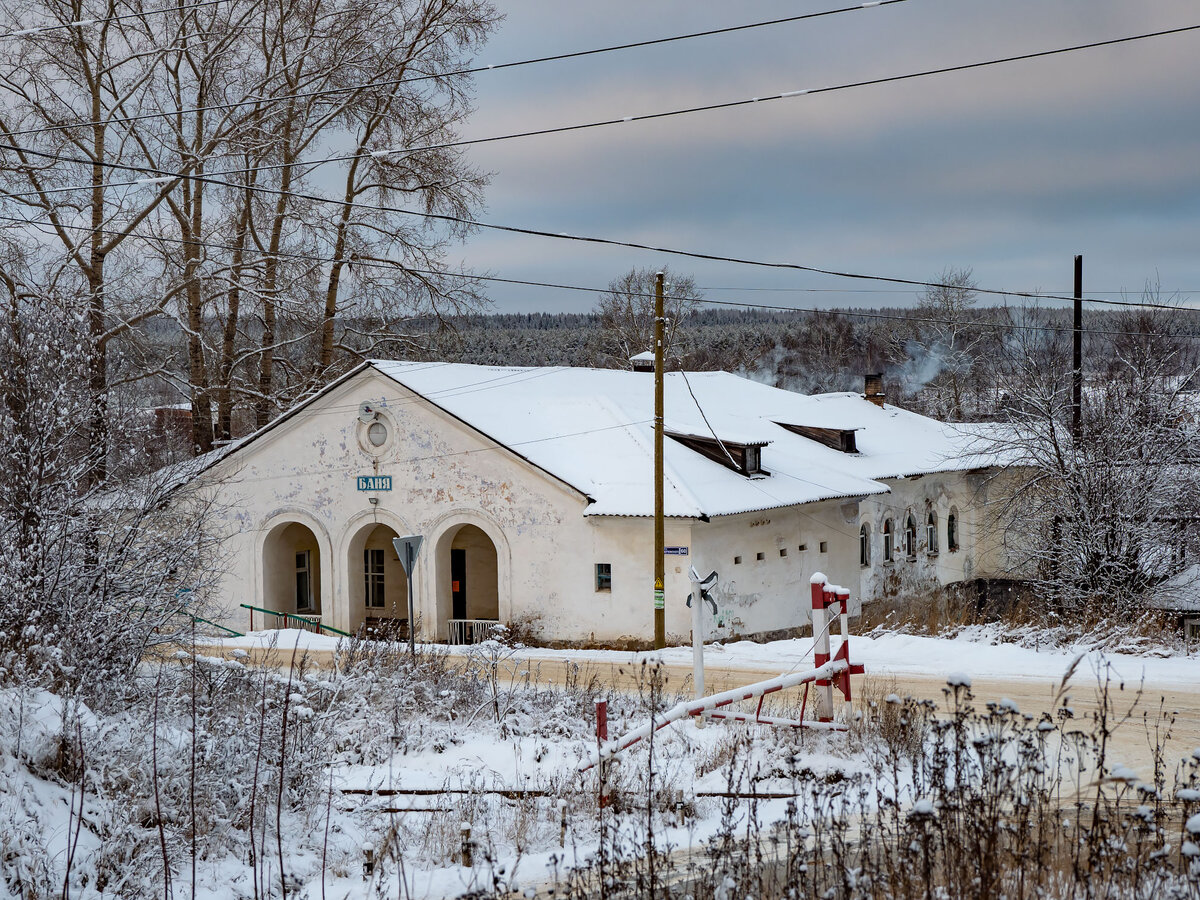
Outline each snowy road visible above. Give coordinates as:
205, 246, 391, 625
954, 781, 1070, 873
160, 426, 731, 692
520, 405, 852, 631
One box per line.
210, 628, 1200, 776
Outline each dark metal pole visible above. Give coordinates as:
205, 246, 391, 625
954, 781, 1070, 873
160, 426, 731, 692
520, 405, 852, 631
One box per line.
654, 272, 666, 649
1072, 254, 1083, 439
406, 559, 416, 656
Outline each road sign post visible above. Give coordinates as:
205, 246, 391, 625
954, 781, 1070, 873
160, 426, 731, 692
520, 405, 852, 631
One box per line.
392, 535, 424, 655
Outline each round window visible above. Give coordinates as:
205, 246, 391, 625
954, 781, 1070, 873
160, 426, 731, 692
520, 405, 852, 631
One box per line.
367, 421, 388, 447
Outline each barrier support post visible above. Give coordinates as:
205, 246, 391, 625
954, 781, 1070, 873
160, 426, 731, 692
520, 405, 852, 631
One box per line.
810, 573, 835, 722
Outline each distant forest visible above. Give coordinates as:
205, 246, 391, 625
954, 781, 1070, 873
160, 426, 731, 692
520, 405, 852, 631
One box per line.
414, 302, 1200, 423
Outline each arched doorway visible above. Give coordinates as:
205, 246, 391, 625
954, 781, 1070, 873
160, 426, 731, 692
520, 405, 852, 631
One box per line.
436, 523, 499, 644
260, 521, 323, 630
346, 523, 408, 636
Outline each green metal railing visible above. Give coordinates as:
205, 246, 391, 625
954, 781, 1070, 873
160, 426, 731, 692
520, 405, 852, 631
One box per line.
130, 604, 244, 637
191, 614, 243, 637
239, 603, 353, 638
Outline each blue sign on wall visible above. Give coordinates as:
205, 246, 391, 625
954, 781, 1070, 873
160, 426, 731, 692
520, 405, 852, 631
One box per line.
664, 546, 689, 556
356, 475, 392, 492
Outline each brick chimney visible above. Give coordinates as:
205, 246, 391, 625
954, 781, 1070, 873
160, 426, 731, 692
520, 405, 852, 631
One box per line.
864, 373, 885, 407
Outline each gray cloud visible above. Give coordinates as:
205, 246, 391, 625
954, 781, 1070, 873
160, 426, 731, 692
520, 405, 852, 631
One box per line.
452, 0, 1200, 312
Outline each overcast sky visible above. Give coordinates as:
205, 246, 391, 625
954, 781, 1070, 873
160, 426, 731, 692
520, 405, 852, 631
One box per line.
446, 0, 1200, 315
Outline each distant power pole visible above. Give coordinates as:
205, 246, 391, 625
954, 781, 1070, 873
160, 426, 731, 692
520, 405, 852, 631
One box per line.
1072, 255, 1083, 439
654, 271, 666, 649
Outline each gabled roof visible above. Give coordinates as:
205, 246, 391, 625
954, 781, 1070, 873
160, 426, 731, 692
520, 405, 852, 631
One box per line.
366, 362, 1006, 517
185, 360, 1007, 518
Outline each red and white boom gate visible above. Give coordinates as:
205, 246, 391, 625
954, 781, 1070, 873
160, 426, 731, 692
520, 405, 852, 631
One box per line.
580, 573, 864, 772
810, 572, 865, 722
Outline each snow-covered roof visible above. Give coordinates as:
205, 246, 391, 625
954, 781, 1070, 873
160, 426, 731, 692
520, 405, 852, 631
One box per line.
1152, 565, 1200, 612
364, 361, 1005, 518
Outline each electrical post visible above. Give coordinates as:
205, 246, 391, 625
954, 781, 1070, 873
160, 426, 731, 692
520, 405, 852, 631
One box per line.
1072, 254, 1083, 439
654, 271, 666, 649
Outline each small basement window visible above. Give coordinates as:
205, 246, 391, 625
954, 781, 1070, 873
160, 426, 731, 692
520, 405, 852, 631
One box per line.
756, 552, 765, 561
776, 423, 859, 453
819, 541, 828, 553
798, 543, 807, 552
779, 548, 788, 558
734, 555, 742, 565
595, 563, 612, 592
667, 431, 768, 476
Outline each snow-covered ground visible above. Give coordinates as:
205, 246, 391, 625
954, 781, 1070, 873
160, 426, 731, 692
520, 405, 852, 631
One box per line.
6, 627, 1196, 900
213, 626, 1200, 689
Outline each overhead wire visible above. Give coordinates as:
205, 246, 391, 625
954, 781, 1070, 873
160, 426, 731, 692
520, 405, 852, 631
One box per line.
1, 0, 909, 139
0, 211, 1194, 336
0, 23, 1195, 312
0, 155, 1192, 316
5, 22, 1198, 195
215, 415, 655, 487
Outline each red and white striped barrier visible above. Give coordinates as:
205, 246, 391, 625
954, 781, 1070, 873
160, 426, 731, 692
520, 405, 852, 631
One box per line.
579, 574, 865, 772
810, 572, 865, 722
580, 658, 850, 771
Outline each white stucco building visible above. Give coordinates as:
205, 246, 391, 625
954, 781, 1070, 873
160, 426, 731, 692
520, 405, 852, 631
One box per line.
186, 361, 1015, 644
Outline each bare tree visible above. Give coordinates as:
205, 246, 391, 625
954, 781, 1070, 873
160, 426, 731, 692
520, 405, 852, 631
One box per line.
985, 298, 1200, 615
0, 262, 224, 692
900, 267, 990, 420
1, 0, 500, 460
594, 265, 702, 367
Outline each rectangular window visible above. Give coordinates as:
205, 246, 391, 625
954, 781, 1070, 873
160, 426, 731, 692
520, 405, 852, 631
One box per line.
364, 548, 385, 608
295, 550, 313, 611
595, 563, 612, 592
798, 543, 807, 552
779, 548, 788, 558
819, 541, 828, 553
756, 552, 765, 561
734, 555, 742, 565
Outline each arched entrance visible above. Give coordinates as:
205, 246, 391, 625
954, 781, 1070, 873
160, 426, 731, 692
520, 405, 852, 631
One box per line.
435, 523, 500, 644
346, 523, 409, 636
260, 521, 323, 630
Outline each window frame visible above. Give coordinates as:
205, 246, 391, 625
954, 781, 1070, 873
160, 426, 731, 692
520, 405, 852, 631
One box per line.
296, 550, 314, 612
364, 547, 385, 609
947, 509, 960, 552
882, 519, 894, 563
859, 522, 871, 567
927, 510, 939, 555
595, 562, 612, 592
904, 514, 917, 560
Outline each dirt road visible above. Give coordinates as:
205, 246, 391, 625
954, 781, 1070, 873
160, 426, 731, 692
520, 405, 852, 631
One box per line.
503, 654, 1199, 775
215, 642, 1200, 776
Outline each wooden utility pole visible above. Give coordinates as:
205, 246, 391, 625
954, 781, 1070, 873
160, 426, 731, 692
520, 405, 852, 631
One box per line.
1072, 254, 1083, 439
654, 271, 666, 649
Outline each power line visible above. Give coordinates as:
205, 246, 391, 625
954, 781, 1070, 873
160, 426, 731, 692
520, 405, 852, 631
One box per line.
696, 285, 1199, 296
216, 414, 656, 488
2, 0, 909, 140
1, 211, 1192, 338
0, 143, 1191, 316
7, 22, 1197, 190
0, 0, 229, 40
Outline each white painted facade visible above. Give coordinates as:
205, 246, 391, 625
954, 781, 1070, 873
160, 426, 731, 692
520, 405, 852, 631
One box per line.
189, 362, 1016, 644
